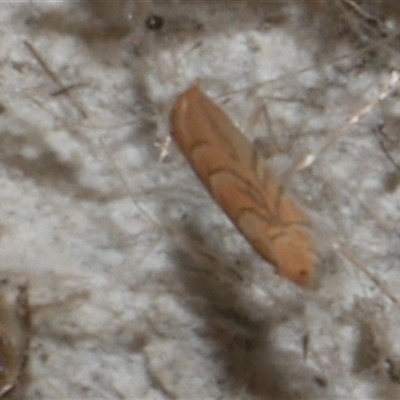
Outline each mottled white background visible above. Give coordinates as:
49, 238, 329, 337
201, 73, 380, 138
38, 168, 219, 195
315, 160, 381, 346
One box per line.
1, 1, 400, 399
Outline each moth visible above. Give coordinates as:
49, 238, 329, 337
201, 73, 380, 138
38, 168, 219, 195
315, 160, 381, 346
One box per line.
170, 86, 318, 286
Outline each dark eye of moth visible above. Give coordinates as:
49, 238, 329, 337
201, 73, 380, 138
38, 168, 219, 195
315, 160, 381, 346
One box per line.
145, 15, 164, 30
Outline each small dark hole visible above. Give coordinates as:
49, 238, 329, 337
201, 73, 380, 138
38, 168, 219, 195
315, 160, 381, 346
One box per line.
314, 376, 328, 387
145, 15, 164, 30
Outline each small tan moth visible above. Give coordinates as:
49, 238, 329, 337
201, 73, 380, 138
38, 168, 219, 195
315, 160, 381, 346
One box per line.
170, 86, 317, 286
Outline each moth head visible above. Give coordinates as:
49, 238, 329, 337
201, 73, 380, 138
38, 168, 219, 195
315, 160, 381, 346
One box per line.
274, 227, 317, 287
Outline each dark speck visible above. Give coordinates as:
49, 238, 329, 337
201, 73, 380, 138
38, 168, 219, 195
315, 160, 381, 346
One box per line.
146, 15, 164, 30
314, 376, 328, 387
